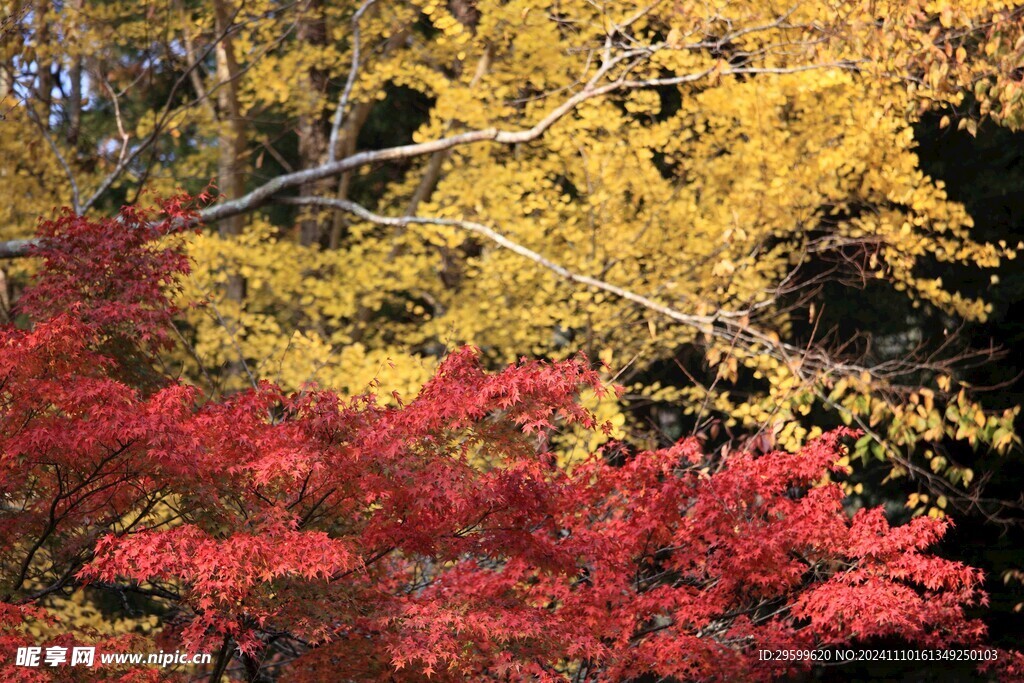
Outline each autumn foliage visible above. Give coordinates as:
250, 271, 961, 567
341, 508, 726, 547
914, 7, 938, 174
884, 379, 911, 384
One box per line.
0, 203, 1018, 681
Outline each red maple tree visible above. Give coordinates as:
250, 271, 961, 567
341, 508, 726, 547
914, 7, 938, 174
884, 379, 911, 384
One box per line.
0, 200, 1019, 681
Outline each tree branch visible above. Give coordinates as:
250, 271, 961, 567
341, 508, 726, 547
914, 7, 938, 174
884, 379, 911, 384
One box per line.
0, 37, 858, 258
328, 0, 377, 164
278, 195, 873, 384
196, 59, 858, 227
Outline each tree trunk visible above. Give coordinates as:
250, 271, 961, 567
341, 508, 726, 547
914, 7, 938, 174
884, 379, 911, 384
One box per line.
213, 0, 246, 243
212, 0, 249, 386
296, 0, 333, 247
66, 0, 83, 146
34, 9, 53, 119
327, 100, 373, 250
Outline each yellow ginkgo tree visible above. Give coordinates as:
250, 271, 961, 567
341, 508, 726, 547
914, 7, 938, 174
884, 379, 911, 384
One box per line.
3, 0, 1024, 518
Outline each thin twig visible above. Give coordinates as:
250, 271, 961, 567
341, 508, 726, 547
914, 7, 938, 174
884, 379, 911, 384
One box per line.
208, 298, 260, 391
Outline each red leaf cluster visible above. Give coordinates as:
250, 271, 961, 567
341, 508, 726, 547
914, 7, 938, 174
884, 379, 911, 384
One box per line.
0, 201, 1018, 681
19, 195, 200, 357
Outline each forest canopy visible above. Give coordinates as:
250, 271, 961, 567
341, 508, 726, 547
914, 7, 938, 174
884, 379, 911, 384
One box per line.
0, 196, 1017, 681
3, 0, 1024, 680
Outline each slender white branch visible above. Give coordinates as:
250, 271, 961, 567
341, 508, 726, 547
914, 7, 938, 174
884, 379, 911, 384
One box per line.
328, 0, 377, 164
0, 56, 860, 257
284, 195, 711, 323
81, 76, 132, 213
199, 59, 858, 226
279, 195, 873, 381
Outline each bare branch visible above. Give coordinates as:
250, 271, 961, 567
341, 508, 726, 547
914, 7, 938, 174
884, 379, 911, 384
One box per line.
208, 298, 260, 391
328, 0, 377, 164
196, 59, 859, 228
283, 195, 707, 324
277, 194, 868, 384
24, 108, 81, 213
80, 75, 132, 213
0, 238, 38, 259
0, 28, 858, 257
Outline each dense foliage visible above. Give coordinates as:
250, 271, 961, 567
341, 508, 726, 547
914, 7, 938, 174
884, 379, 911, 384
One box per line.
6, 0, 1024, 678
4, 0, 1024, 509
0, 203, 1018, 680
